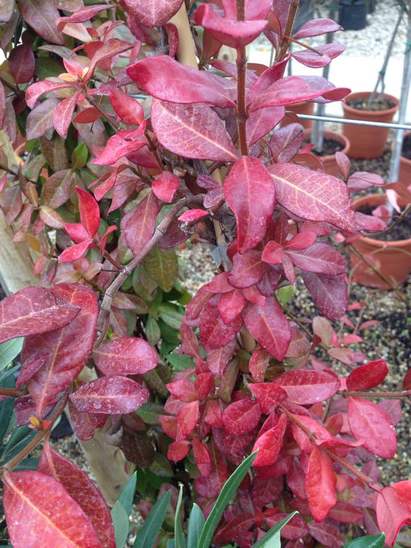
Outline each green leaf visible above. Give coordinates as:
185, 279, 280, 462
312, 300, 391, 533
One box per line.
198, 453, 256, 548
166, 351, 194, 372
71, 143, 89, 170
175, 484, 186, 548
187, 504, 205, 548
118, 472, 137, 515
253, 512, 298, 548
276, 285, 295, 307
345, 534, 386, 548
136, 403, 163, 425
143, 247, 178, 292
112, 503, 130, 548
0, 338, 23, 370
134, 491, 171, 548
2, 426, 36, 463
158, 304, 184, 330
145, 317, 161, 346
0, 374, 16, 443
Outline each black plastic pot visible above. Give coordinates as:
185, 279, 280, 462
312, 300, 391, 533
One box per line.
368, 0, 377, 13
338, 0, 368, 31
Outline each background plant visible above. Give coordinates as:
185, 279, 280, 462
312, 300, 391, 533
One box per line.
0, 0, 410, 546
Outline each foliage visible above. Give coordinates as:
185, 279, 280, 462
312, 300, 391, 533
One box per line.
0, 0, 410, 547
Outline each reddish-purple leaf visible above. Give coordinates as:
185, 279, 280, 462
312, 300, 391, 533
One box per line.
168, 440, 190, 462
76, 187, 100, 238
64, 222, 90, 243
3, 470, 101, 547
9, 43, 35, 83
26, 80, 74, 109
207, 341, 236, 376
110, 88, 144, 125
292, 43, 344, 68
302, 272, 347, 320
294, 18, 341, 39
335, 151, 351, 179
249, 349, 270, 382
58, 240, 93, 263
0, 81, 5, 127
123, 0, 183, 27
199, 304, 241, 350
223, 399, 261, 435
249, 383, 287, 414
288, 243, 346, 275
93, 336, 158, 376
274, 369, 339, 405
246, 106, 285, 146
152, 100, 238, 161
268, 163, 354, 230
376, 486, 411, 547
93, 128, 146, 166
0, 287, 79, 344
218, 290, 245, 324
86, 39, 132, 81
26, 98, 59, 140
308, 521, 342, 547
152, 172, 180, 203
21, 284, 97, 417
305, 447, 337, 522
178, 209, 208, 223
348, 397, 396, 458
192, 438, 212, 476
347, 171, 385, 191
39, 443, 115, 547
176, 400, 200, 439
229, 251, 267, 288
252, 414, 287, 467
18, 0, 64, 44
57, 4, 110, 29
291, 414, 332, 452
122, 192, 159, 256
68, 401, 107, 441
328, 502, 363, 524
224, 157, 275, 252
270, 123, 304, 163
346, 359, 389, 391
70, 376, 149, 414
53, 93, 80, 138
128, 55, 234, 107
195, 5, 267, 48
222, 0, 272, 20
243, 297, 291, 361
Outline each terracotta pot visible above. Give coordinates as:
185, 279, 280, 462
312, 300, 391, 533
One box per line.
342, 91, 399, 159
399, 132, 411, 193
349, 194, 411, 289
303, 129, 350, 178
282, 101, 314, 129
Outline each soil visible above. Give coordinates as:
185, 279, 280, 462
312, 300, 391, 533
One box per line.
348, 96, 396, 112
310, 137, 345, 157
401, 134, 411, 160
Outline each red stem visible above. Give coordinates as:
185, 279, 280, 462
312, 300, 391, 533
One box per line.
345, 389, 411, 400
236, 0, 248, 156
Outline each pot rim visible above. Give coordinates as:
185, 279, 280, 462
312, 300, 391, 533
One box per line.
303, 129, 350, 160
352, 194, 411, 247
342, 91, 399, 117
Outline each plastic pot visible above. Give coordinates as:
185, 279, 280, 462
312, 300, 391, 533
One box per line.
350, 194, 411, 289
399, 132, 411, 193
282, 101, 314, 130
338, 0, 368, 30
303, 129, 350, 177
342, 91, 399, 159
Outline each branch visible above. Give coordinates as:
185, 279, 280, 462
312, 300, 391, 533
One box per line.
277, 0, 299, 61
344, 389, 411, 400
0, 387, 23, 397
236, 0, 248, 155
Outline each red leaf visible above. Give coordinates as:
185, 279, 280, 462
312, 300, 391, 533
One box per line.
122, 192, 159, 256
76, 187, 100, 237
152, 100, 238, 162
393, 481, 411, 513
270, 123, 304, 163
224, 157, 275, 252
123, 0, 183, 27
249, 349, 270, 382
168, 440, 190, 462
223, 399, 261, 435
252, 414, 287, 467
268, 163, 354, 231
178, 209, 208, 223
243, 297, 291, 361
64, 223, 90, 243
347, 171, 385, 191
274, 369, 339, 405
229, 251, 267, 288
70, 376, 149, 415
86, 39, 132, 81
292, 43, 344, 69
192, 438, 212, 476
110, 88, 144, 125
403, 369, 411, 390
93, 336, 158, 376
207, 341, 236, 376
291, 414, 332, 452
26, 80, 73, 109
19, 0, 64, 44
93, 128, 146, 165
152, 172, 180, 203
199, 304, 241, 350
346, 359, 389, 391
327, 501, 363, 524
348, 397, 396, 458
0, 287, 79, 344
217, 290, 245, 324
57, 5, 111, 29
376, 486, 411, 547
302, 272, 347, 321
39, 443, 115, 547
195, 5, 267, 48
127, 55, 234, 107
53, 93, 80, 138
58, 239, 93, 263
177, 400, 200, 439
305, 447, 337, 521
9, 43, 35, 83
287, 243, 346, 275
294, 18, 341, 39
335, 151, 351, 179
246, 106, 284, 146
68, 401, 106, 441
249, 383, 287, 414
3, 470, 101, 547
74, 107, 101, 124
21, 284, 97, 418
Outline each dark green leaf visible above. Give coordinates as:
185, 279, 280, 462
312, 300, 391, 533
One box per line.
145, 317, 161, 346
2, 426, 36, 463
158, 304, 184, 330
345, 534, 386, 548
0, 338, 23, 370
166, 351, 194, 372
118, 472, 137, 515
71, 143, 89, 170
133, 491, 171, 548
198, 453, 256, 548
0, 374, 16, 443
112, 503, 130, 548
187, 504, 205, 548
143, 247, 178, 292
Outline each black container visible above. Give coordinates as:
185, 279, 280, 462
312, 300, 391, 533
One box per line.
368, 0, 377, 13
338, 0, 368, 31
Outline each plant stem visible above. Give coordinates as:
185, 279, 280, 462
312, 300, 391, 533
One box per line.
285, 36, 324, 56
236, 0, 248, 156
345, 389, 411, 399
0, 387, 23, 397
277, 0, 299, 61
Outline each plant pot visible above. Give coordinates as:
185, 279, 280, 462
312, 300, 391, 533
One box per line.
350, 194, 411, 289
368, 0, 377, 13
282, 101, 314, 130
338, 0, 368, 31
342, 91, 399, 159
399, 132, 411, 193
303, 129, 350, 177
